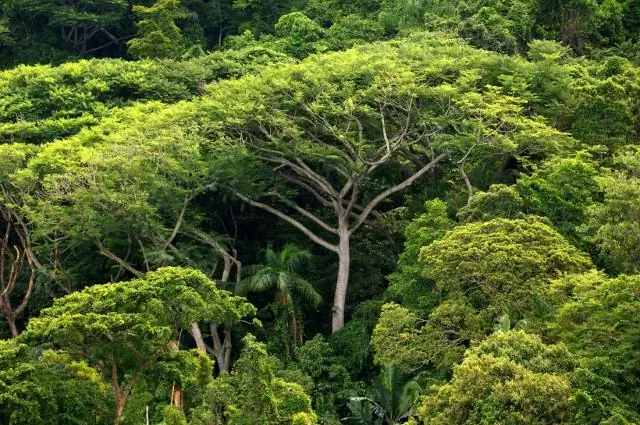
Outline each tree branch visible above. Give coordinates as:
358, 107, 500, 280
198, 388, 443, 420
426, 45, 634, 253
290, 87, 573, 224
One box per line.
96, 240, 144, 277
232, 190, 339, 253
351, 152, 447, 233
267, 191, 338, 234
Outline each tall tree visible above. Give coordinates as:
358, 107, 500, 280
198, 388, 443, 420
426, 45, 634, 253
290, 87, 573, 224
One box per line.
244, 243, 321, 349
212, 38, 571, 332
22, 267, 254, 424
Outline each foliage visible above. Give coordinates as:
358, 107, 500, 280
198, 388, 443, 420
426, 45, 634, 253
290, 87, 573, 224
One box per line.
373, 217, 592, 372
0, 0, 640, 421
0, 340, 110, 425
21, 267, 255, 422
552, 272, 640, 415
417, 330, 576, 425
580, 149, 640, 273
208, 334, 318, 424
346, 364, 422, 425
291, 334, 358, 421
128, 0, 189, 59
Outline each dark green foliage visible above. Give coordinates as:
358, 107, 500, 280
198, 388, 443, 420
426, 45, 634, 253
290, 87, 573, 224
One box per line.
0, 340, 110, 425
291, 334, 358, 421
553, 272, 640, 416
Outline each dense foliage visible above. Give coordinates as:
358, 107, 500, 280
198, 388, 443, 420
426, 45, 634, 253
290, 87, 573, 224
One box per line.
1, 0, 639, 424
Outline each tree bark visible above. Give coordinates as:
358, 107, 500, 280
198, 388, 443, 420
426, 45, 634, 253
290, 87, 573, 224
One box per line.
6, 313, 17, 338
332, 226, 350, 333
211, 323, 232, 373
190, 322, 208, 352
114, 390, 126, 425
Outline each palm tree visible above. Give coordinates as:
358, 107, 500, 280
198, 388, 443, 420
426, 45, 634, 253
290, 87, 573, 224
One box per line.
243, 243, 321, 347
346, 365, 422, 424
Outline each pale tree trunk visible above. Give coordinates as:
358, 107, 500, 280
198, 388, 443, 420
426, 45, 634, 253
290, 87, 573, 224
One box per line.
211, 323, 232, 373
332, 226, 351, 334
191, 322, 208, 352
187, 240, 239, 374
6, 313, 18, 338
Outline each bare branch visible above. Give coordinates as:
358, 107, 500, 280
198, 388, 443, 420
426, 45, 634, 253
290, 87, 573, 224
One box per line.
163, 196, 188, 251
96, 240, 144, 277
232, 190, 339, 253
267, 192, 338, 235
351, 153, 447, 233
460, 165, 474, 207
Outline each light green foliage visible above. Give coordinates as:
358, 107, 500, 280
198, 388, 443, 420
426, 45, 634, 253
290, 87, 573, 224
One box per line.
128, 0, 189, 59
161, 405, 188, 425
374, 217, 591, 372
372, 301, 479, 372
22, 267, 255, 421
418, 331, 575, 425
209, 334, 318, 424
517, 154, 600, 247
580, 148, 640, 273
0, 47, 291, 144
0, 340, 110, 425
553, 272, 640, 415
420, 217, 592, 321
457, 184, 525, 222
386, 199, 452, 310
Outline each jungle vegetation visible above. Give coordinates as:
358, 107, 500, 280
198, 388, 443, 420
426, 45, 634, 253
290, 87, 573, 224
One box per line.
1, 0, 639, 424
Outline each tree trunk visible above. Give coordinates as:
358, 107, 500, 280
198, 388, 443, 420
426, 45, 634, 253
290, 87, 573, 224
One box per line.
190, 322, 207, 352
332, 227, 350, 333
114, 389, 127, 425
6, 314, 18, 338
211, 323, 233, 373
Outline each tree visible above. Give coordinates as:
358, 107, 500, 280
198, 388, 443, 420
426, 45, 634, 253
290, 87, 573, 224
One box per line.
417, 330, 576, 425
8, 0, 134, 54
579, 148, 640, 274
291, 334, 357, 421
516, 153, 599, 248
0, 143, 41, 338
373, 217, 592, 372
244, 243, 321, 350
346, 364, 422, 425
273, 12, 324, 58
207, 334, 318, 424
212, 36, 571, 332
552, 271, 640, 416
0, 340, 110, 425
385, 199, 452, 310
22, 267, 254, 424
128, 0, 189, 59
